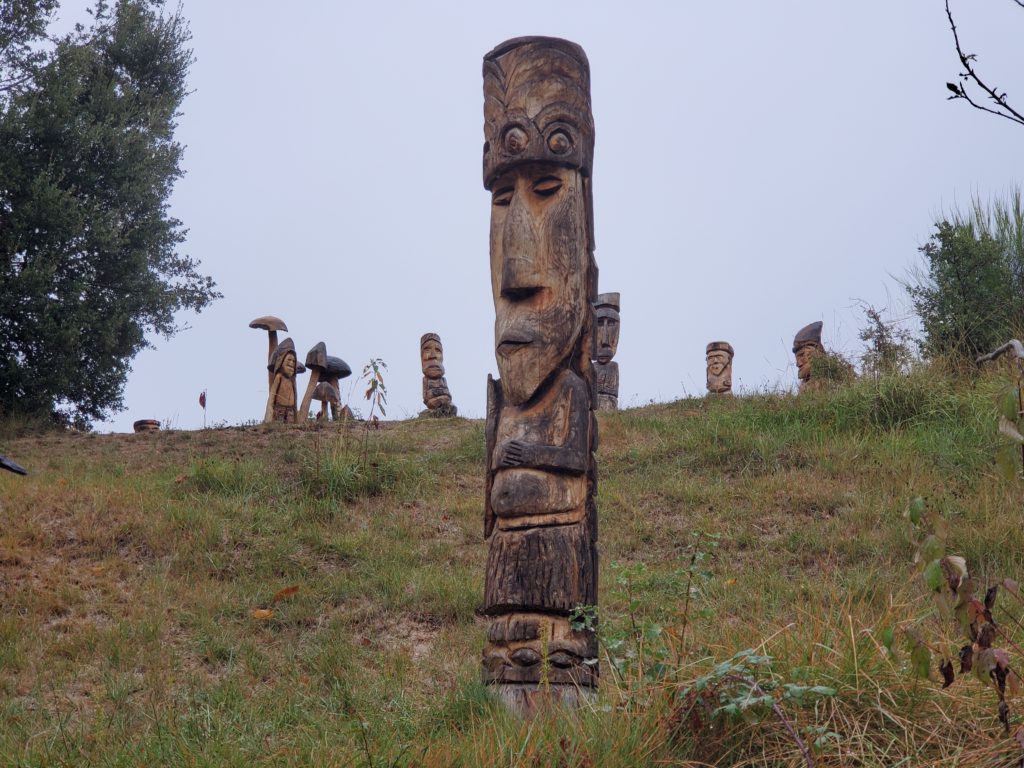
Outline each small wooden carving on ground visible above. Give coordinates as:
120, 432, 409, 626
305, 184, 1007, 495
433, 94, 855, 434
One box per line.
249, 315, 288, 389
706, 341, 734, 395
420, 333, 457, 417
323, 355, 352, 420
793, 321, 825, 391
132, 419, 161, 433
311, 381, 340, 421
481, 36, 599, 715
593, 293, 620, 411
265, 337, 302, 423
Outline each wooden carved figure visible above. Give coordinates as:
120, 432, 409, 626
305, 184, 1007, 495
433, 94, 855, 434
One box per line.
593, 292, 620, 411
264, 337, 300, 423
793, 321, 824, 391
481, 36, 599, 714
706, 341, 734, 395
420, 333, 458, 417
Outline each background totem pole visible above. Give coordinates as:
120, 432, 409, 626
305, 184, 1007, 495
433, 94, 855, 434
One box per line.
480, 36, 599, 714
593, 292, 620, 411
705, 341, 734, 395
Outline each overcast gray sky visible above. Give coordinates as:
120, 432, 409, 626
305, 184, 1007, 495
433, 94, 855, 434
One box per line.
52, 1, 1022, 431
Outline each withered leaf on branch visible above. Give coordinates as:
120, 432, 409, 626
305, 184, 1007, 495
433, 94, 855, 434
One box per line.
959, 644, 974, 674
940, 658, 956, 688
978, 623, 997, 650
942, 556, 968, 594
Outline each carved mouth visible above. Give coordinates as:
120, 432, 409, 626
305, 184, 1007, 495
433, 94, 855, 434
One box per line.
496, 337, 532, 356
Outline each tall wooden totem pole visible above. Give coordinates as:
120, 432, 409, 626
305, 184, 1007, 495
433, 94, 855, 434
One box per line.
480, 36, 599, 714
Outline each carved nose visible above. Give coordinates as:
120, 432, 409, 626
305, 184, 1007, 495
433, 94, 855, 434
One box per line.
500, 193, 541, 300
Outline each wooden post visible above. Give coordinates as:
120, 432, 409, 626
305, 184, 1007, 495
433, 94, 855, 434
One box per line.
480, 36, 599, 714
593, 293, 620, 411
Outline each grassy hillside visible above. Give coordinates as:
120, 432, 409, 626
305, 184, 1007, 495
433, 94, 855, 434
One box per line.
2, 369, 1023, 767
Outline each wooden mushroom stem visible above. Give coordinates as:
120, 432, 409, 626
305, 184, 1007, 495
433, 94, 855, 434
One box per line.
266, 331, 279, 389
298, 368, 321, 421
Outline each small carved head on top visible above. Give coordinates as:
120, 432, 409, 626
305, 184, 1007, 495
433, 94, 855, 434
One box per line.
594, 293, 620, 364
793, 321, 824, 382
420, 333, 445, 379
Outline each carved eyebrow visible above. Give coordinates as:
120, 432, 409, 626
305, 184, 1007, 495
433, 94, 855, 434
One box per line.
492, 186, 513, 205
534, 102, 580, 133
532, 176, 562, 196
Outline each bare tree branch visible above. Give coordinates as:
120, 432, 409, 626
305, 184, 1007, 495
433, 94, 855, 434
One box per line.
945, 0, 1024, 127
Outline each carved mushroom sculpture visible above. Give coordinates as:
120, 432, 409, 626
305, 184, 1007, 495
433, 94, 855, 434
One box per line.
312, 381, 340, 421
324, 355, 352, 420
299, 342, 329, 420
249, 315, 288, 389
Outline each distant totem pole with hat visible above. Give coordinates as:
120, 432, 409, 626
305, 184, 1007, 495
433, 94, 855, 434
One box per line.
420, 333, 457, 417
706, 341, 734, 395
593, 293, 621, 411
480, 36, 600, 714
793, 321, 825, 391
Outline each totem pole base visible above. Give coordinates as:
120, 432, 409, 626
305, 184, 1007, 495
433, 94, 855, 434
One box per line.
491, 683, 595, 717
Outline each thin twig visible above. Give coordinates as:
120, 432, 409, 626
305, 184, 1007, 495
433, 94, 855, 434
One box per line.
945, 0, 1024, 127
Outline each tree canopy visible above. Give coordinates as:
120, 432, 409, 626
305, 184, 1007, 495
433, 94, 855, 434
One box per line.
0, 0, 219, 426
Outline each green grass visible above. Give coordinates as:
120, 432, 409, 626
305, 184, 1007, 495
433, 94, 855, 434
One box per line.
1, 370, 1023, 766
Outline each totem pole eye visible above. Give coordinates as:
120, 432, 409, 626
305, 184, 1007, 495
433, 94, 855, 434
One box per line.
547, 129, 572, 154
503, 126, 528, 154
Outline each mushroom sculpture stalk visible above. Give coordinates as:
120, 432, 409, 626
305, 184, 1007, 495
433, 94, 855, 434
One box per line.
249, 315, 289, 390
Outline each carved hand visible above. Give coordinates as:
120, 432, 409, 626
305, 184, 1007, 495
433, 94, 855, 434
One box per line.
497, 439, 532, 467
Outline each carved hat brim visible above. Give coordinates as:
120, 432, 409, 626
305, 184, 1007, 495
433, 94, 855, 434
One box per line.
792, 321, 824, 352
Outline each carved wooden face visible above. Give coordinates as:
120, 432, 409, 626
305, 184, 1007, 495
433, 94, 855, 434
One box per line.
281, 352, 296, 378
595, 314, 619, 364
421, 339, 445, 379
706, 350, 731, 377
795, 344, 822, 380
490, 163, 588, 405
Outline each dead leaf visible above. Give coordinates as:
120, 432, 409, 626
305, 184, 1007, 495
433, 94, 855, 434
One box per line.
252, 608, 273, 620
959, 644, 974, 673
940, 658, 955, 688
271, 585, 300, 603
999, 416, 1024, 443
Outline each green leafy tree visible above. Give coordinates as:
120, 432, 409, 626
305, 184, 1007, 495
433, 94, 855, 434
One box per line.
0, 0, 219, 426
906, 192, 1024, 362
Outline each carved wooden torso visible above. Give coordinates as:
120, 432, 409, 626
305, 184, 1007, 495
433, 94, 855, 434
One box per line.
594, 360, 618, 411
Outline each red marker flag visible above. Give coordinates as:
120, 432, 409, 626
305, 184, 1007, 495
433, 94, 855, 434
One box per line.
199, 390, 207, 409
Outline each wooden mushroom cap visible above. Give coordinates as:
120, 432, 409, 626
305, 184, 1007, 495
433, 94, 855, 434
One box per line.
249, 315, 288, 332
133, 419, 161, 432
312, 381, 340, 403
325, 355, 352, 380
305, 342, 328, 370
